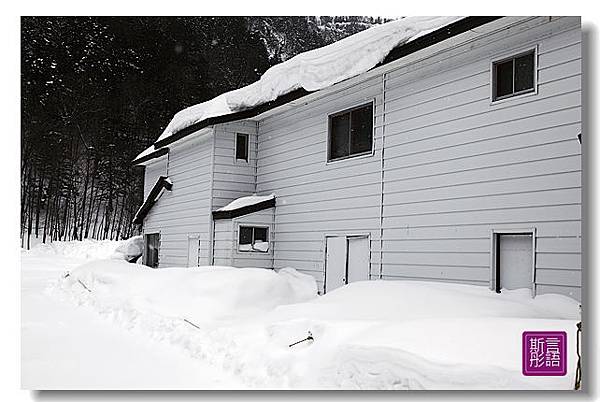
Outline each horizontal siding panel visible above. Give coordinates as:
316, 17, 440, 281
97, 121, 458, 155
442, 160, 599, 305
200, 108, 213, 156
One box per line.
383, 252, 488, 267
536, 253, 581, 270
382, 264, 489, 281
383, 204, 580, 228
536, 237, 581, 253
383, 238, 490, 253
536, 268, 581, 287
385, 171, 581, 200
535, 284, 580, 300
384, 188, 580, 217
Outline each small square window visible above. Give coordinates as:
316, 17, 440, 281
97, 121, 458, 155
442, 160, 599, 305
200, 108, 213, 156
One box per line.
238, 226, 269, 252
492, 50, 536, 101
328, 103, 373, 162
235, 133, 249, 162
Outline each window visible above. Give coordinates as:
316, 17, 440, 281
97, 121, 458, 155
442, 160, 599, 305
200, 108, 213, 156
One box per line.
144, 233, 160, 268
492, 50, 536, 101
238, 226, 269, 252
235, 133, 249, 162
328, 103, 373, 161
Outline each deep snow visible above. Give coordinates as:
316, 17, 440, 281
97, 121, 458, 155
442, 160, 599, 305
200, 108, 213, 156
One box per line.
23, 238, 581, 390
21, 240, 242, 389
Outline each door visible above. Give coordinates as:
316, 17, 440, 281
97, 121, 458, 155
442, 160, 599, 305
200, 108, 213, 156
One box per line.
144, 233, 160, 268
325, 236, 346, 293
497, 234, 533, 291
187, 236, 199, 267
325, 235, 370, 293
347, 236, 369, 283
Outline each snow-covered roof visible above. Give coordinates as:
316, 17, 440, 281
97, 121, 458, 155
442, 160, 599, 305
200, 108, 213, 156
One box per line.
134, 16, 478, 164
213, 194, 275, 220
218, 194, 275, 211
132, 176, 173, 224
157, 17, 461, 143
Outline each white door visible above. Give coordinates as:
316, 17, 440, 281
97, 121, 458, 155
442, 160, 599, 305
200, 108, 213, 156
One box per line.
187, 236, 199, 267
499, 234, 533, 290
347, 236, 369, 283
325, 236, 346, 293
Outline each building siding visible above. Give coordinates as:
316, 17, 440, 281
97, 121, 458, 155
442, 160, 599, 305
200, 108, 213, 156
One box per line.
256, 74, 384, 291
141, 17, 582, 300
255, 16, 581, 298
212, 121, 258, 210
380, 17, 581, 300
143, 130, 214, 267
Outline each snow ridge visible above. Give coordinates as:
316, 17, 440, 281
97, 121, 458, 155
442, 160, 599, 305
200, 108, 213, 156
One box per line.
155, 17, 462, 144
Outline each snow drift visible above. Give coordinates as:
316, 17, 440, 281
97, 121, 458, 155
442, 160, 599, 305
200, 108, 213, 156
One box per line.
62, 261, 317, 323
54, 259, 580, 389
25, 238, 126, 261
147, 16, 461, 148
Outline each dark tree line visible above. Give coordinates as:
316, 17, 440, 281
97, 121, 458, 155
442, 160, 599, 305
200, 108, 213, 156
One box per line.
21, 16, 382, 248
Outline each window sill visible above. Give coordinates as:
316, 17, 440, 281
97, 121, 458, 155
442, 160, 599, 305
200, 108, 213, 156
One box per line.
490, 88, 537, 106
326, 150, 374, 165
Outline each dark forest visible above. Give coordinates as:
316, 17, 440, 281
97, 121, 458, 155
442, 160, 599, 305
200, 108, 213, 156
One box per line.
21, 16, 385, 248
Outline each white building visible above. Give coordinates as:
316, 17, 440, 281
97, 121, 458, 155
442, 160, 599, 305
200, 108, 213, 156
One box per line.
133, 16, 582, 300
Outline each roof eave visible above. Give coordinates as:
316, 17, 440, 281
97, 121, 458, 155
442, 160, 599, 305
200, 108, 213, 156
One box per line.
212, 197, 276, 220
138, 16, 503, 163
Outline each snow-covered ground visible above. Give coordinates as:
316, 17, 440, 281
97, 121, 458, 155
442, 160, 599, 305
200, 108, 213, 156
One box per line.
21, 239, 242, 389
21, 239, 581, 390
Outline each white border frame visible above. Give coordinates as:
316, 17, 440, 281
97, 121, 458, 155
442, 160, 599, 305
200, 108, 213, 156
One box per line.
489, 227, 537, 297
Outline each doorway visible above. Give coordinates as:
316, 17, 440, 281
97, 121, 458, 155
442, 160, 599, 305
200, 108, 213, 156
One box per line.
187, 235, 200, 267
324, 234, 370, 293
492, 230, 535, 293
144, 233, 160, 268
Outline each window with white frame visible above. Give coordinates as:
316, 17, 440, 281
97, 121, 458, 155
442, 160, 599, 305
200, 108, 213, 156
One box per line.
238, 225, 269, 252
328, 103, 373, 161
492, 49, 536, 101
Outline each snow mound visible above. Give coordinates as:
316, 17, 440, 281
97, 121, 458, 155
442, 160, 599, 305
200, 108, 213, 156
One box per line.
56, 261, 580, 389
112, 235, 144, 261
64, 261, 317, 324
155, 17, 461, 144
272, 280, 580, 322
217, 194, 275, 211
25, 238, 126, 261
263, 281, 580, 389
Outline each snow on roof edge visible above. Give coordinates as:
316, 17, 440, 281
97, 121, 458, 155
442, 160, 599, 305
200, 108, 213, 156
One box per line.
217, 194, 276, 212
155, 17, 463, 145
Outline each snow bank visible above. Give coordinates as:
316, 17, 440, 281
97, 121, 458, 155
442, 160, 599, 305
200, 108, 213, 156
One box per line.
217, 194, 275, 211
112, 235, 144, 261
62, 261, 317, 324
265, 281, 580, 389
26, 238, 126, 261
55, 260, 580, 389
156, 17, 461, 143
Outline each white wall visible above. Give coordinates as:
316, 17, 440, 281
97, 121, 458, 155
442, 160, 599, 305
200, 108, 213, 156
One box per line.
255, 16, 582, 298
143, 131, 214, 267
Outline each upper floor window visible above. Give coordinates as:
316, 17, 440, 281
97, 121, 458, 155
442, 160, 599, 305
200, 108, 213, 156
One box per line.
328, 103, 373, 162
236, 133, 249, 162
492, 50, 536, 101
238, 225, 269, 252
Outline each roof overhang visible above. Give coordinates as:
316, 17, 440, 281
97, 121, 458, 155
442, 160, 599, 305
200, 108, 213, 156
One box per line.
136, 16, 502, 164
212, 197, 276, 220
132, 176, 173, 224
